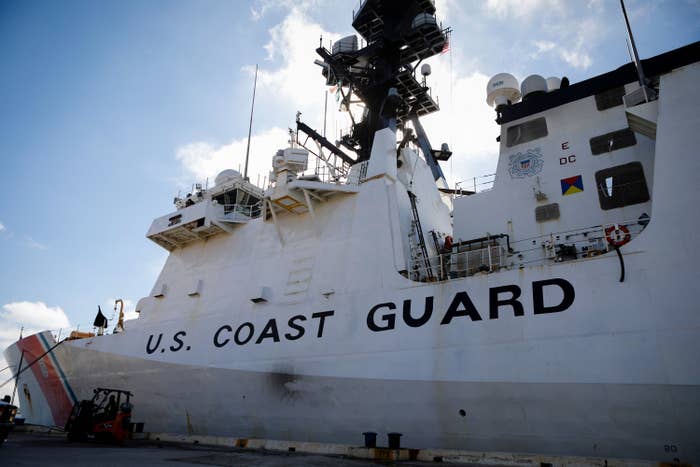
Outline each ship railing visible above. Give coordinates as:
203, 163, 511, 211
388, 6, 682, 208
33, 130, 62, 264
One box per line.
508, 217, 650, 267
410, 239, 509, 282
218, 202, 263, 220
454, 173, 496, 196
408, 217, 650, 282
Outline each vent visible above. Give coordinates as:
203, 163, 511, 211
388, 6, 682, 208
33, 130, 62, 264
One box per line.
595, 86, 625, 111
535, 203, 560, 222
506, 117, 548, 147
589, 128, 637, 155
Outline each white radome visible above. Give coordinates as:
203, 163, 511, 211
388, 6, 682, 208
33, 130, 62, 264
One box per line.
215, 169, 242, 186
486, 73, 521, 108
521, 74, 548, 99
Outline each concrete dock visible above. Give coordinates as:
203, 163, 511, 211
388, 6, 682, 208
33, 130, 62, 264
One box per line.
2, 432, 402, 466
1, 428, 665, 467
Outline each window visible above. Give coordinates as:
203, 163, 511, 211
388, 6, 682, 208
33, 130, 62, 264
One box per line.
589, 128, 636, 155
535, 203, 560, 222
506, 117, 548, 147
595, 86, 626, 111
595, 162, 650, 210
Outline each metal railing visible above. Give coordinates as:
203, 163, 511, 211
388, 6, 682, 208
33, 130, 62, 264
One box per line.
407, 217, 650, 282
454, 173, 496, 195
409, 241, 508, 282
219, 202, 262, 220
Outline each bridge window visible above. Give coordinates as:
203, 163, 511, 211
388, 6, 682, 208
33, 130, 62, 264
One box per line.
589, 128, 636, 155
595, 86, 626, 111
595, 162, 650, 210
506, 117, 548, 147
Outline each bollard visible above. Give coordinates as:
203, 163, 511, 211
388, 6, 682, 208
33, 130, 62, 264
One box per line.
387, 432, 402, 449
362, 431, 377, 448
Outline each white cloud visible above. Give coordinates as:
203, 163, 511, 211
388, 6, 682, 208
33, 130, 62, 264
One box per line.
0, 301, 71, 387
250, 0, 320, 21
484, 0, 563, 19
534, 40, 556, 54
257, 8, 340, 111
24, 236, 47, 250
0, 221, 5, 232
421, 60, 501, 185
560, 48, 592, 69
177, 7, 341, 184
1, 301, 70, 333
176, 127, 289, 186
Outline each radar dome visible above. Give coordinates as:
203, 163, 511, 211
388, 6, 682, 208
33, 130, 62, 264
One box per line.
521, 75, 547, 100
486, 73, 521, 109
215, 169, 242, 186
546, 77, 562, 92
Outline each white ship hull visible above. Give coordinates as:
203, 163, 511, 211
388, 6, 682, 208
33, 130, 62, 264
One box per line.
5, 230, 700, 461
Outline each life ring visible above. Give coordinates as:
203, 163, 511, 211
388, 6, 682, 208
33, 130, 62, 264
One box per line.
444, 235, 453, 251
605, 224, 630, 248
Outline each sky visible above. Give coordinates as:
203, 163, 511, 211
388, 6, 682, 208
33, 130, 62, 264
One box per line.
0, 0, 698, 385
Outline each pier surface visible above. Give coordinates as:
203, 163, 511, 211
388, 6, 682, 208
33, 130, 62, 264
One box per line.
2, 429, 662, 467
2, 431, 421, 467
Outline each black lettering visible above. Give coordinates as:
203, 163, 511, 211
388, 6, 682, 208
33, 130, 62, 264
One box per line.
256, 319, 280, 344
311, 310, 335, 338
234, 322, 254, 345
489, 285, 524, 319
285, 315, 307, 341
441, 292, 482, 324
213, 325, 232, 348
533, 278, 575, 314
367, 303, 396, 332
402, 297, 433, 327
169, 331, 186, 352
146, 333, 162, 354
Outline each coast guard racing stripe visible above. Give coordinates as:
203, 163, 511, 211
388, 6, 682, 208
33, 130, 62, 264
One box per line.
16, 333, 77, 427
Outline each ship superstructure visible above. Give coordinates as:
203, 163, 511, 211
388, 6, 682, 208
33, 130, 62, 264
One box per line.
4, 0, 700, 462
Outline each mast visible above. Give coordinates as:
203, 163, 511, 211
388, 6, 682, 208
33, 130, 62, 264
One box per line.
314, 0, 450, 165
620, 0, 650, 102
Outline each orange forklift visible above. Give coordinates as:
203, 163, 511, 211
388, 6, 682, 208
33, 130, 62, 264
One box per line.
65, 388, 133, 444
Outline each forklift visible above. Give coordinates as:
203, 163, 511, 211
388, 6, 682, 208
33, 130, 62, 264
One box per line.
65, 388, 133, 444
0, 395, 18, 447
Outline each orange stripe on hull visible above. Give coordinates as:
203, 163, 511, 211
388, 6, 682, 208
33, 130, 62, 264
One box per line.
17, 335, 74, 427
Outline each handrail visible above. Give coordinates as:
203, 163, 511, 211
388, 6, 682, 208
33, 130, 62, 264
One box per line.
407, 217, 650, 282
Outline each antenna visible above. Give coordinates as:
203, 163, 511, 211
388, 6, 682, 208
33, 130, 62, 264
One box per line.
620, 0, 650, 102
244, 64, 259, 181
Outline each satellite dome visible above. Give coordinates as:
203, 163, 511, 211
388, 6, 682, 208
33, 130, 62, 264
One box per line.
215, 169, 242, 186
521, 75, 548, 100
546, 77, 562, 92
486, 73, 521, 109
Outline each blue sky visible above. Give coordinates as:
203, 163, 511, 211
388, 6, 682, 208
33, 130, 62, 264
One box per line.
1, 0, 699, 370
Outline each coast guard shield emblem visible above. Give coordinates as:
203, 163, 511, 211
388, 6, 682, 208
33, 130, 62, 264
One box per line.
509, 148, 544, 178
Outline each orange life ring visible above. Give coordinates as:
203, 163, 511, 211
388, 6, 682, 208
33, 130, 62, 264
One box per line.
444, 235, 453, 251
605, 224, 630, 248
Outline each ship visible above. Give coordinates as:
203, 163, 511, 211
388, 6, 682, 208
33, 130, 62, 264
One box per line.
4, 0, 700, 462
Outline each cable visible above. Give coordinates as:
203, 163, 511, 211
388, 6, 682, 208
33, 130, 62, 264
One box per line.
615, 246, 626, 282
